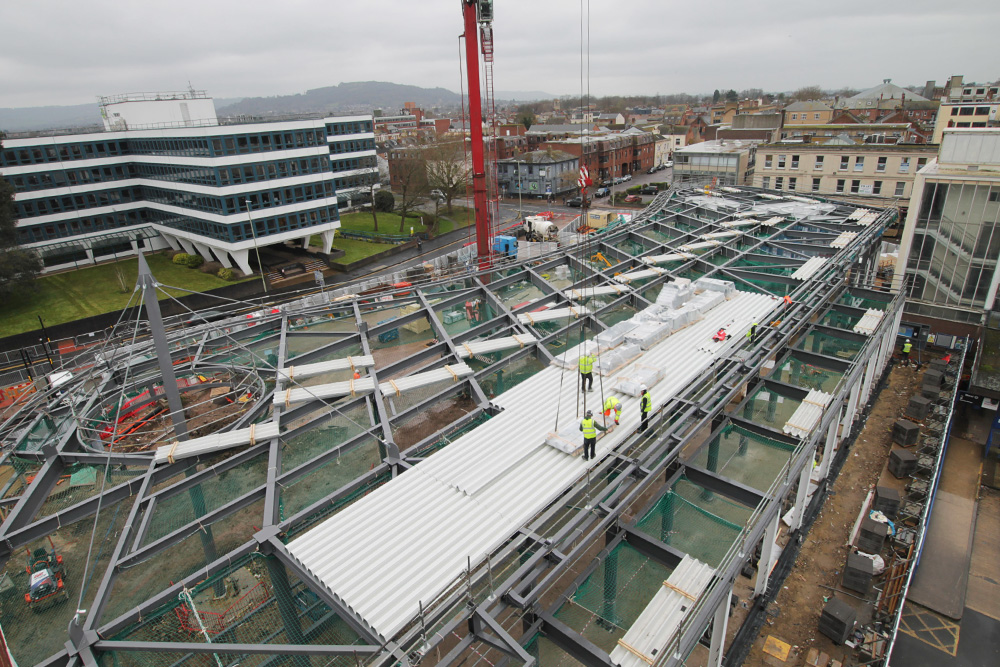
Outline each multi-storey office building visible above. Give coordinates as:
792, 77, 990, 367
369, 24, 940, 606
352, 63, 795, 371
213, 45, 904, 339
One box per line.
673, 139, 759, 186
895, 129, 1000, 325
0, 92, 378, 275
752, 141, 938, 206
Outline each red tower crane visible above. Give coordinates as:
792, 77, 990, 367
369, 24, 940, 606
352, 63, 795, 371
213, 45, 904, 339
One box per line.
462, 0, 494, 265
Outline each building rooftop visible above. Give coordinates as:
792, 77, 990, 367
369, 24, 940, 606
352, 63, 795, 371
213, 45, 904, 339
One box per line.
676, 139, 759, 154
847, 80, 929, 103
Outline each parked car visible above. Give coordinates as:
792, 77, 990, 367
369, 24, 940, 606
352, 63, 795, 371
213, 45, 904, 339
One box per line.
622, 174, 632, 182
624, 194, 642, 203
566, 196, 590, 207
429, 189, 446, 201
594, 187, 610, 198
663, 160, 674, 168
640, 185, 659, 195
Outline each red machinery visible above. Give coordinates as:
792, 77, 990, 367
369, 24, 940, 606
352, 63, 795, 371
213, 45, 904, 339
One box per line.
24, 537, 68, 612
462, 1, 495, 267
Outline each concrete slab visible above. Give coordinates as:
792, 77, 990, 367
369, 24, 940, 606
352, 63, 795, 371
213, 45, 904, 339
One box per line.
892, 606, 1000, 667
906, 435, 980, 619
966, 489, 1000, 622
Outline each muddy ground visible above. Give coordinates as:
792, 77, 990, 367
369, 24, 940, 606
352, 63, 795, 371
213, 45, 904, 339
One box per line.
743, 360, 926, 666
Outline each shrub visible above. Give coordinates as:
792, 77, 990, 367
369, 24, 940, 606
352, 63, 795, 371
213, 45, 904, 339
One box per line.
172, 252, 192, 265
200, 261, 223, 274
374, 190, 395, 212
217, 267, 235, 280
184, 254, 204, 268
626, 185, 642, 194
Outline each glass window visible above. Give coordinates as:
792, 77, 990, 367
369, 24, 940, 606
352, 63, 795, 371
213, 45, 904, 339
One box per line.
791, 155, 799, 169
777, 155, 786, 169
836, 179, 845, 193
851, 180, 860, 194
854, 156, 864, 172
840, 156, 849, 170
812, 177, 820, 192
762, 176, 770, 189
876, 156, 887, 172
814, 155, 824, 170
895, 182, 905, 197
764, 155, 773, 168
873, 181, 882, 195
775, 176, 784, 190
789, 177, 797, 190
899, 157, 910, 173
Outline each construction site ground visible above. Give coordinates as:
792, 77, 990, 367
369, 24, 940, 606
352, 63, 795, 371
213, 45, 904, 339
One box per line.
743, 360, 923, 667
741, 356, 1000, 667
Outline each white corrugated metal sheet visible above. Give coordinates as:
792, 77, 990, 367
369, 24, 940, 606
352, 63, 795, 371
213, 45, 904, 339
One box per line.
518, 306, 590, 325
857, 212, 880, 226
678, 240, 721, 252
562, 285, 630, 299
830, 231, 857, 248
700, 231, 740, 240
790, 257, 828, 281
642, 252, 695, 265
758, 194, 784, 201
284, 290, 778, 638
760, 216, 784, 226
615, 267, 670, 283
455, 335, 536, 358
853, 308, 885, 335
848, 208, 872, 220
787, 196, 818, 203
274, 364, 474, 406
782, 389, 833, 439
720, 219, 759, 228
609, 556, 715, 667
278, 356, 375, 382
154, 421, 280, 464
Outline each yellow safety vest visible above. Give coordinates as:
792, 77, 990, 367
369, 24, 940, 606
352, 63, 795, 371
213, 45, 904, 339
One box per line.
579, 354, 594, 374
902, 342, 912, 354
581, 418, 597, 439
604, 396, 620, 412
641, 392, 651, 413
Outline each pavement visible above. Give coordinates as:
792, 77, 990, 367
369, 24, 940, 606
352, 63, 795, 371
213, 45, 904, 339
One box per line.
891, 407, 1000, 665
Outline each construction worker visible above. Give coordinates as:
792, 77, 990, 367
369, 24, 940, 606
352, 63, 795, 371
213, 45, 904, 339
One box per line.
901, 338, 912, 366
783, 294, 792, 307
603, 396, 622, 425
713, 328, 728, 342
746, 322, 757, 343
639, 385, 652, 433
579, 409, 607, 461
579, 351, 595, 393
353, 370, 361, 380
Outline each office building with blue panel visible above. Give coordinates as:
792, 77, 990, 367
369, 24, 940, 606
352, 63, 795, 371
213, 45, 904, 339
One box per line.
0, 91, 378, 275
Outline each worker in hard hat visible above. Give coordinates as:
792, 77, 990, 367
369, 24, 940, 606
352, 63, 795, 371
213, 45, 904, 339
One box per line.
713, 328, 727, 342
901, 338, 912, 366
579, 409, 607, 461
579, 351, 595, 393
746, 322, 757, 343
638, 385, 652, 433
603, 396, 622, 425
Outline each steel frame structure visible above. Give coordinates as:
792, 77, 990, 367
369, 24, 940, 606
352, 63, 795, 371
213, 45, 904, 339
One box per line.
0, 187, 903, 667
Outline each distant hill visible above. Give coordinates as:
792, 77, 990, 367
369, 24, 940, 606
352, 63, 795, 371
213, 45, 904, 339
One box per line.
496, 91, 555, 102
0, 103, 103, 133
216, 81, 464, 116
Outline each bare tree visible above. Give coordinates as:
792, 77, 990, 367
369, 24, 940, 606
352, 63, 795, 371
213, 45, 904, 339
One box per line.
792, 86, 826, 101
424, 139, 472, 214
391, 152, 428, 234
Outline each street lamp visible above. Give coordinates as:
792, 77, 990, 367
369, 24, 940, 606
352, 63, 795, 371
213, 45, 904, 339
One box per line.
244, 198, 268, 293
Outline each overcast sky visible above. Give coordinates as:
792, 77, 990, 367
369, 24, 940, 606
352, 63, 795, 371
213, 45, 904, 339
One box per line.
2, 0, 998, 108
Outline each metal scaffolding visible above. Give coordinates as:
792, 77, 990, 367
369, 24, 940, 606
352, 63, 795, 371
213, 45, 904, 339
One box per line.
0, 187, 903, 667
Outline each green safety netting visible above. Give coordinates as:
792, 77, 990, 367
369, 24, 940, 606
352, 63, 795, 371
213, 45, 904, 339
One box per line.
101, 553, 365, 667
39, 464, 147, 519
524, 633, 587, 667
279, 438, 384, 521
837, 292, 891, 311
554, 542, 673, 654
800, 330, 864, 361
772, 355, 844, 393
819, 310, 863, 330
741, 386, 802, 429
688, 424, 796, 493
636, 477, 751, 569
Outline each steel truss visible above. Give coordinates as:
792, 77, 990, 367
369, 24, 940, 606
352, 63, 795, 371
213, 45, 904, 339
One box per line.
0, 188, 901, 667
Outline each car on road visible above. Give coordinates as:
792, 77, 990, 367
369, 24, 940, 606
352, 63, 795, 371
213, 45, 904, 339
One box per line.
566, 196, 590, 207
594, 187, 610, 198
624, 194, 642, 203
622, 174, 632, 182
429, 189, 446, 202
640, 185, 659, 195
663, 161, 674, 168
647, 166, 658, 174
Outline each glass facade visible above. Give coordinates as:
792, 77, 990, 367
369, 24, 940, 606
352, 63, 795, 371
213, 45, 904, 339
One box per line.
904, 181, 1000, 312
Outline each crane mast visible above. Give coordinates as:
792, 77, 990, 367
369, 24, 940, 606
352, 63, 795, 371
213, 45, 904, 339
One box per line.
462, 0, 494, 266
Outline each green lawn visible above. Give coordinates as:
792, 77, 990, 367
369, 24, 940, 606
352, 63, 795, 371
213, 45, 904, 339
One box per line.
338, 207, 474, 235
1, 253, 250, 338
329, 238, 396, 264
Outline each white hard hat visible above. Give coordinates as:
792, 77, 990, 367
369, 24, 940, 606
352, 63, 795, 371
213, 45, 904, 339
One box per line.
906, 338, 911, 342
640, 384, 648, 391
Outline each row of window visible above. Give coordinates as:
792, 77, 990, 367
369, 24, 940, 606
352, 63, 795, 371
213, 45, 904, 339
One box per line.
326, 120, 373, 136
8, 164, 132, 192
18, 202, 339, 245
949, 106, 994, 116
330, 156, 378, 172
761, 176, 906, 197
762, 154, 928, 173
329, 138, 376, 155
334, 173, 379, 191
16, 176, 335, 219
0, 127, 360, 167
788, 112, 825, 121
16, 186, 142, 219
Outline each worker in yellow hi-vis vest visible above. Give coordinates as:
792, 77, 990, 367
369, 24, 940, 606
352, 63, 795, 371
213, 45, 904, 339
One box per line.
901, 339, 912, 366
603, 396, 622, 425
579, 352, 595, 392
579, 410, 607, 461
639, 385, 652, 433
